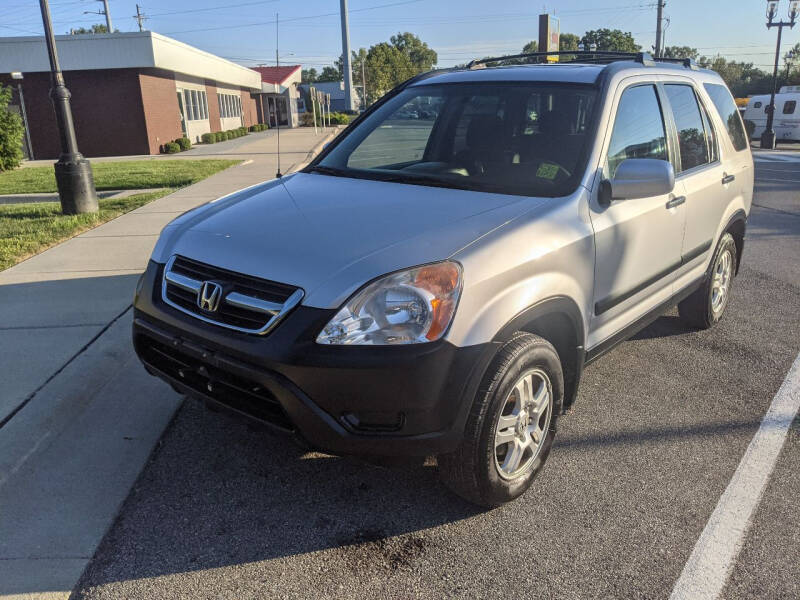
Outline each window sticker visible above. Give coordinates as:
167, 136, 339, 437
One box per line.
536, 162, 560, 180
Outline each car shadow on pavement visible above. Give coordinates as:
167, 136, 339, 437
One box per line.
73, 398, 484, 591
632, 314, 696, 341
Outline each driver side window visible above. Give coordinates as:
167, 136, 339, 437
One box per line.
605, 85, 668, 178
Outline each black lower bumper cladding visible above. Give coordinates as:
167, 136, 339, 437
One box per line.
133, 260, 494, 457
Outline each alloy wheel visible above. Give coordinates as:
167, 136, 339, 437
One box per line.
494, 369, 553, 480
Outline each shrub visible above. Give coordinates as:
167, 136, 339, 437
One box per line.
201, 132, 215, 144
175, 137, 191, 151
225, 131, 233, 140
215, 132, 224, 142
328, 112, 353, 125
299, 112, 315, 127
162, 142, 181, 154
248, 125, 258, 132
0, 84, 24, 171
239, 126, 247, 136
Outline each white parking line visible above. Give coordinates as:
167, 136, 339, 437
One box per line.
670, 352, 800, 600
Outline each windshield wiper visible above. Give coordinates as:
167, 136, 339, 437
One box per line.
306, 165, 350, 177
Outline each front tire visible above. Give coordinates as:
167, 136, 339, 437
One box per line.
438, 333, 563, 507
678, 232, 737, 329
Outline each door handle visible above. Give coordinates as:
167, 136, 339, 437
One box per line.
722, 173, 735, 184
666, 196, 686, 209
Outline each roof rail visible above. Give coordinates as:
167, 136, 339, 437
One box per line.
466, 50, 699, 70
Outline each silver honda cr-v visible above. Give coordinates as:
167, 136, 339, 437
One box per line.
133, 53, 754, 506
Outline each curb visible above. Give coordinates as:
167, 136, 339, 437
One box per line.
288, 126, 343, 174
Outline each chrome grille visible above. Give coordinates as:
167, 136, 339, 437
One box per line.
162, 255, 304, 335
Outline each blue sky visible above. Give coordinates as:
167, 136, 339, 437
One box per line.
3, 0, 797, 71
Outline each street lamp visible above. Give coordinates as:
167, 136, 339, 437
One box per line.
38, 0, 98, 214
762, 0, 798, 149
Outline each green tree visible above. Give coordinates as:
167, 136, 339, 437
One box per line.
0, 84, 24, 171
698, 56, 770, 97
316, 66, 342, 82
389, 32, 437, 71
301, 68, 318, 83
69, 24, 118, 34
364, 42, 414, 104
521, 40, 538, 54
559, 33, 581, 52
663, 46, 699, 60
581, 29, 641, 53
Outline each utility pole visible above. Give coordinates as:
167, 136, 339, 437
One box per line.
762, 0, 798, 150
361, 59, 367, 111
38, 0, 98, 214
133, 4, 147, 32
84, 0, 113, 32
654, 0, 665, 57
101, 0, 112, 31
339, 0, 356, 112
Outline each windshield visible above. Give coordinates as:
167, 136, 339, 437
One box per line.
311, 82, 598, 197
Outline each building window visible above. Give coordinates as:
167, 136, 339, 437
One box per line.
180, 88, 209, 121
200, 91, 208, 119
218, 93, 242, 119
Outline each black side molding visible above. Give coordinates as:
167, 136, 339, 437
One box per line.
586, 276, 704, 364
594, 239, 713, 316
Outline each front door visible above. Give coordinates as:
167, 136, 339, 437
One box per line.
588, 82, 686, 347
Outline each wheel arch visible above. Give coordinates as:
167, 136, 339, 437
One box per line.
491, 296, 586, 412
723, 209, 747, 275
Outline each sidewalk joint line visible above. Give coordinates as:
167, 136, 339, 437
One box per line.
0, 305, 133, 432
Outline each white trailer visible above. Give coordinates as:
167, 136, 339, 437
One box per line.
743, 86, 800, 141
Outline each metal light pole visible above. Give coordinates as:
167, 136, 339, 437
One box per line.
762, 0, 798, 150
39, 0, 98, 214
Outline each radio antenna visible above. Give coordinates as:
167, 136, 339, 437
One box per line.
275, 12, 282, 178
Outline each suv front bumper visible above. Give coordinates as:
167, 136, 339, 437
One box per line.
133, 261, 494, 457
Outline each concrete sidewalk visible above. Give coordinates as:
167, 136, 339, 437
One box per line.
0, 126, 336, 599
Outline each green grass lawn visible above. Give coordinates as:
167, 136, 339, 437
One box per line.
0, 158, 241, 270
0, 159, 240, 194
0, 190, 174, 271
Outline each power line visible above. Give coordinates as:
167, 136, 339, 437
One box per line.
162, 0, 425, 35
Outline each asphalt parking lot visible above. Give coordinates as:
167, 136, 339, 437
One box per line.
73, 151, 799, 600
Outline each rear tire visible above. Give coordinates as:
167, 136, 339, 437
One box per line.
678, 232, 737, 330
438, 333, 562, 507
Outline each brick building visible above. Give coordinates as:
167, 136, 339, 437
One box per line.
0, 32, 262, 159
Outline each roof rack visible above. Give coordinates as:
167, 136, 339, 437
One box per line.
466, 50, 699, 71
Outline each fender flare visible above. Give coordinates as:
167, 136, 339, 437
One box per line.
471, 295, 587, 412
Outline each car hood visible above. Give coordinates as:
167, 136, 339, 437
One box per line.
152, 172, 541, 308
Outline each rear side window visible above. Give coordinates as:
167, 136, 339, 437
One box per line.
754, 101, 762, 108
783, 100, 797, 115
704, 83, 749, 151
665, 84, 712, 171
606, 85, 668, 177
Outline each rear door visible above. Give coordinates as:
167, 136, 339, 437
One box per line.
588, 81, 686, 344
661, 82, 725, 270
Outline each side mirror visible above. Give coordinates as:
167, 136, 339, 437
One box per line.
599, 158, 675, 206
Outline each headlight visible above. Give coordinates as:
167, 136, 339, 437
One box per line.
316, 261, 463, 345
